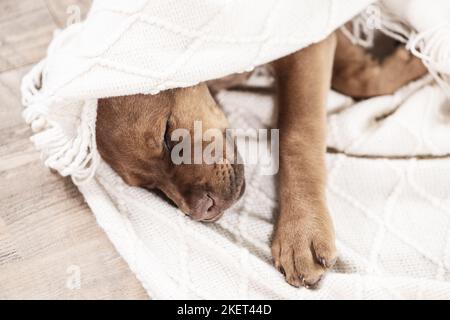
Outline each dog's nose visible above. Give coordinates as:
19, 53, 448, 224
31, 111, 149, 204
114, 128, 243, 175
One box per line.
189, 193, 224, 222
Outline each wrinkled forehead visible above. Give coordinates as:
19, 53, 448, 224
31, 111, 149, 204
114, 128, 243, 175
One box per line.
100, 85, 229, 136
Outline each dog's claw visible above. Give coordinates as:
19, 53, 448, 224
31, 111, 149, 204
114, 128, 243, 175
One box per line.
287, 277, 301, 288
271, 209, 336, 290
306, 275, 323, 289
318, 256, 337, 269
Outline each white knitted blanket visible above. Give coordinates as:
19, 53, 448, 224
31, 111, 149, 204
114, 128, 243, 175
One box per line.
21, 0, 450, 299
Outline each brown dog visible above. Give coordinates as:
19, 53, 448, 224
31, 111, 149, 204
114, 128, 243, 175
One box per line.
96, 86, 245, 222
96, 29, 427, 287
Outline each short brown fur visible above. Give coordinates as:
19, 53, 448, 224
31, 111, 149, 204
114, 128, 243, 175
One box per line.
96, 29, 427, 287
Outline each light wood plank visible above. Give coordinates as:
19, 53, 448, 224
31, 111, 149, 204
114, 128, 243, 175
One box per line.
0, 66, 148, 300
45, 0, 92, 28
0, 0, 148, 299
0, 0, 56, 72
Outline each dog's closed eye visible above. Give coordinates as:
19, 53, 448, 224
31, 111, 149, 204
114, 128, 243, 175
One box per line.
163, 118, 172, 152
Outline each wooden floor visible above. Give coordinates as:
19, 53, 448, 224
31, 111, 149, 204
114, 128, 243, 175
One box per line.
0, 0, 148, 299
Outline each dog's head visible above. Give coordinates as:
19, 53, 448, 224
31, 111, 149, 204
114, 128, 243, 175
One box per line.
96, 84, 245, 222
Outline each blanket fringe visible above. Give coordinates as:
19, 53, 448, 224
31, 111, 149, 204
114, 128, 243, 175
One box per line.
342, 3, 450, 99
21, 60, 100, 185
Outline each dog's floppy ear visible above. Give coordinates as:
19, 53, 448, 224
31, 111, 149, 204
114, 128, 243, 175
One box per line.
96, 93, 172, 186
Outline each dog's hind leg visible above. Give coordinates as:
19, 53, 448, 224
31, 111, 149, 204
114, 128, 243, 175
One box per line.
332, 30, 428, 99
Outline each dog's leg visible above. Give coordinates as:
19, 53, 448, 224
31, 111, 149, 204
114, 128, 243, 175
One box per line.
332, 30, 428, 98
271, 34, 337, 288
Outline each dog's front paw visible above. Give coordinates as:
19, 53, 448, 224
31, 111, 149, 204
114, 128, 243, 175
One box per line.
271, 209, 337, 289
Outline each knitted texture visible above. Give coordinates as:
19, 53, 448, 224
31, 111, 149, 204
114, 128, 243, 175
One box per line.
21, 0, 374, 183
21, 0, 450, 299
80, 71, 450, 299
